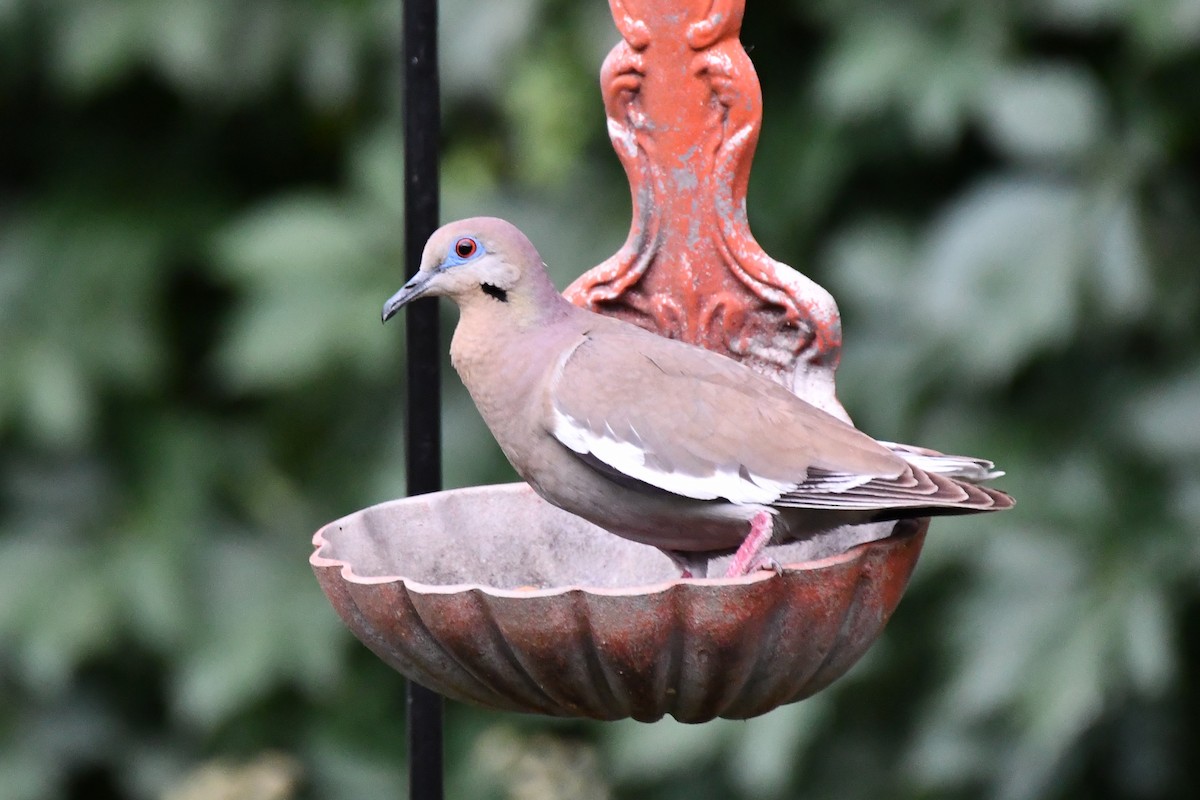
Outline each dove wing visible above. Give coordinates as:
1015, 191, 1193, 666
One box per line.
546, 327, 907, 505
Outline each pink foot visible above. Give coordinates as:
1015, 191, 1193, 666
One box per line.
725, 511, 776, 577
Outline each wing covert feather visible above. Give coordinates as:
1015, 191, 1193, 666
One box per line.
546, 327, 905, 503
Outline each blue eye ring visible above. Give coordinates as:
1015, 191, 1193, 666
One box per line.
453, 237, 478, 259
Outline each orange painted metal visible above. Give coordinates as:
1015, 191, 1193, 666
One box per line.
566, 0, 846, 416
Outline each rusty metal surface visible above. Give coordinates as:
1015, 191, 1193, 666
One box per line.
312, 484, 927, 722
565, 0, 846, 416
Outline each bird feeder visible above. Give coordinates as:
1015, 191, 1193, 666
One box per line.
312, 0, 928, 722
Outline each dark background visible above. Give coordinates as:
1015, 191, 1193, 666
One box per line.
2, 1, 1199, 798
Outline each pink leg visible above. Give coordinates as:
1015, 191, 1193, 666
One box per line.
725, 511, 776, 577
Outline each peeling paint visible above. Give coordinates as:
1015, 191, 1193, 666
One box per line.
671, 167, 699, 191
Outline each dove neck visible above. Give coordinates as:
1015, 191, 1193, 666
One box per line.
450, 264, 578, 371
464, 266, 573, 329
523, 266, 577, 326
449, 283, 582, 435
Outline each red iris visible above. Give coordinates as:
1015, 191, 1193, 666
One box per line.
454, 237, 477, 258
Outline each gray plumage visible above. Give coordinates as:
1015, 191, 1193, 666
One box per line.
382, 217, 1013, 576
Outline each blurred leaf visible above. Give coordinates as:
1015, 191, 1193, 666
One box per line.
1128, 0, 1200, 56
0, 535, 121, 694
0, 201, 169, 444
1034, 0, 1128, 30
607, 717, 730, 780
51, 0, 146, 94
1091, 193, 1152, 319
347, 128, 406, 217
823, 222, 929, 429
0, 745, 54, 800
217, 196, 373, 281
17, 342, 92, 447
1121, 585, 1175, 695
303, 730, 404, 800
439, 0, 539, 101
727, 698, 829, 796
173, 540, 344, 729
912, 177, 1085, 379
505, 44, 596, 186
296, 7, 359, 110
214, 193, 395, 391
818, 12, 999, 146
146, 0, 226, 94
1124, 363, 1200, 460
977, 63, 1105, 161
817, 15, 934, 121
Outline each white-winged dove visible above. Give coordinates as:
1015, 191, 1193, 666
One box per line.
383, 217, 1013, 578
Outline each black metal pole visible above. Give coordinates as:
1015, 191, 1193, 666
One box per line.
402, 0, 442, 799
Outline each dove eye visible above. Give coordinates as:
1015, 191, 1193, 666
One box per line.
453, 237, 478, 259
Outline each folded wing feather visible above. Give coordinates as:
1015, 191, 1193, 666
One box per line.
547, 327, 906, 505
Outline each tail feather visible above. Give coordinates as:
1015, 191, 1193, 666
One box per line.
880, 441, 1005, 483
775, 462, 1014, 514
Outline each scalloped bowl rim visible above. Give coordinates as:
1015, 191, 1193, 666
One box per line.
310, 483, 917, 599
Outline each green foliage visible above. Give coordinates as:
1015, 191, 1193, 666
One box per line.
2, 0, 1198, 798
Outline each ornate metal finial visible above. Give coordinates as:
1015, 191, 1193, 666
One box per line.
565, 0, 847, 417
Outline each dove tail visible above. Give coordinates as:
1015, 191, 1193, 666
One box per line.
880, 441, 1005, 483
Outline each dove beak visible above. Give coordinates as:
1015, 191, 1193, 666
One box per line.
381, 272, 434, 323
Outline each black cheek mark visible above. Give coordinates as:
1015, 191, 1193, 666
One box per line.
481, 283, 508, 302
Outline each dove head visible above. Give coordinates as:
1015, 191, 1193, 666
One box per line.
381, 217, 566, 324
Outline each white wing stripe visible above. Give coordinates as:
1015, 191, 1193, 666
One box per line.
551, 407, 794, 504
